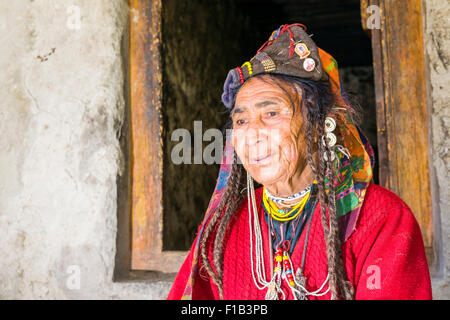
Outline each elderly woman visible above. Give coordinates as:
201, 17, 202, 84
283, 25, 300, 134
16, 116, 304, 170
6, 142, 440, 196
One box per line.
167, 24, 432, 300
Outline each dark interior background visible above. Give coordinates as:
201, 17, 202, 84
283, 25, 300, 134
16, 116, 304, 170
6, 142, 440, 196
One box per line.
230, 0, 373, 66
162, 0, 377, 251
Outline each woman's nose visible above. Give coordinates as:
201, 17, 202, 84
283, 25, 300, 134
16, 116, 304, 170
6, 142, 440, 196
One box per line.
246, 119, 268, 146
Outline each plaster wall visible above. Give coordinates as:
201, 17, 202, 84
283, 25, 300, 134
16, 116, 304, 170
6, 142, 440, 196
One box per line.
0, 0, 172, 299
423, 0, 450, 300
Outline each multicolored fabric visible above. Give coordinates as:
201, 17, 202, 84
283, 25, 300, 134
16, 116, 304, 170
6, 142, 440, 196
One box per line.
180, 133, 234, 300
180, 24, 374, 300
318, 48, 375, 240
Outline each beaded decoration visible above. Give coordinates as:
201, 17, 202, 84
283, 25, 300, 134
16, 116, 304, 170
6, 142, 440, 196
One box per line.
253, 52, 276, 73
249, 174, 330, 300
264, 184, 311, 204
236, 67, 245, 84
264, 188, 313, 255
241, 61, 253, 76
263, 187, 311, 222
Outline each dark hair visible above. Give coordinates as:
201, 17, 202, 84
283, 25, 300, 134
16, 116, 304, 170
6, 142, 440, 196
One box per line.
200, 73, 355, 300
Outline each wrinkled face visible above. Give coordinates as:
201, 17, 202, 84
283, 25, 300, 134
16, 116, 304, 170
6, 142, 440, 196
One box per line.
231, 76, 306, 186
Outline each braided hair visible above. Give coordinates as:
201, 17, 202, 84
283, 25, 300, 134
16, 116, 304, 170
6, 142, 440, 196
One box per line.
200, 73, 356, 300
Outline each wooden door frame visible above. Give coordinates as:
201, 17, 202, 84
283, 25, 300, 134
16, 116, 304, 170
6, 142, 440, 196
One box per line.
361, 0, 436, 267
128, 0, 436, 273
128, 0, 187, 272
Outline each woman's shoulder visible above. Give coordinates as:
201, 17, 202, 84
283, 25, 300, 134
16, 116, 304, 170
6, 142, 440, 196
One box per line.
362, 183, 412, 212
348, 183, 422, 247
358, 183, 417, 226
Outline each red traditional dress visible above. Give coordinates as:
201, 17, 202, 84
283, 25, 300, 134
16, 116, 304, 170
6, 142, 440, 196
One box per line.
168, 184, 432, 300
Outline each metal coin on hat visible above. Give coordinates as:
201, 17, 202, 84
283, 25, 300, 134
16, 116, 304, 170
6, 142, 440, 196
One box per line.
303, 58, 316, 72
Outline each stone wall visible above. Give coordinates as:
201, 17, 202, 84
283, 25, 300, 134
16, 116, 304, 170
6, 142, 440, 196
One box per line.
0, 0, 171, 299
423, 0, 450, 299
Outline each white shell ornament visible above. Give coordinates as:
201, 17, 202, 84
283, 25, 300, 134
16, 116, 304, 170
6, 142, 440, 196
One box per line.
324, 151, 336, 161
303, 58, 316, 72
324, 117, 336, 132
322, 132, 337, 147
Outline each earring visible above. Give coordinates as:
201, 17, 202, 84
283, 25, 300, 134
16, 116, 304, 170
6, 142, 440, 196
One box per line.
323, 116, 337, 161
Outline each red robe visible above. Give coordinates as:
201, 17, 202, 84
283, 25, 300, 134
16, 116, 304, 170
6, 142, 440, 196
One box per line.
167, 184, 432, 300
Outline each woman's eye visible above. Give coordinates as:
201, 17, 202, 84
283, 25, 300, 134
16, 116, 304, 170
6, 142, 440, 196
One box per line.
267, 111, 277, 117
235, 119, 246, 125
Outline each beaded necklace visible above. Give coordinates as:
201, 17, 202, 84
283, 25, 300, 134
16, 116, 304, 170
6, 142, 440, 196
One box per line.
264, 184, 312, 204
263, 186, 311, 222
262, 185, 315, 256
247, 173, 331, 300
263, 184, 316, 297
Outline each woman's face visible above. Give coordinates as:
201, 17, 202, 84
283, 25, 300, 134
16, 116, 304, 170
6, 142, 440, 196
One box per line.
231, 76, 306, 186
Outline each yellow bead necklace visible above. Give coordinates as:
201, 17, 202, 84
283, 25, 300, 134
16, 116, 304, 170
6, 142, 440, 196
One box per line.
262, 187, 311, 222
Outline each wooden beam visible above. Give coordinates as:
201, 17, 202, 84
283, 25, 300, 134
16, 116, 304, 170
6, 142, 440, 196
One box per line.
363, 0, 435, 264
129, 0, 187, 272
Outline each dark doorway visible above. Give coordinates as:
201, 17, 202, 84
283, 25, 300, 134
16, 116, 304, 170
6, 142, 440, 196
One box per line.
162, 0, 378, 251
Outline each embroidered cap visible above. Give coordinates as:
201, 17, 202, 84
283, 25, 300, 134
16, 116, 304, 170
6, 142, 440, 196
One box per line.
221, 23, 329, 109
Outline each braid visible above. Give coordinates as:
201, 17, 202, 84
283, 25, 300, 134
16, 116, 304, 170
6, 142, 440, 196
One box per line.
199, 151, 244, 299
213, 154, 244, 298
300, 77, 354, 300
199, 161, 233, 289
315, 117, 342, 299
199, 193, 225, 291
323, 125, 355, 300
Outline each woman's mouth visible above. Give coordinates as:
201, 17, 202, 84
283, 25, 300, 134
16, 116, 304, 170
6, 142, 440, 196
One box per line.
250, 154, 273, 165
